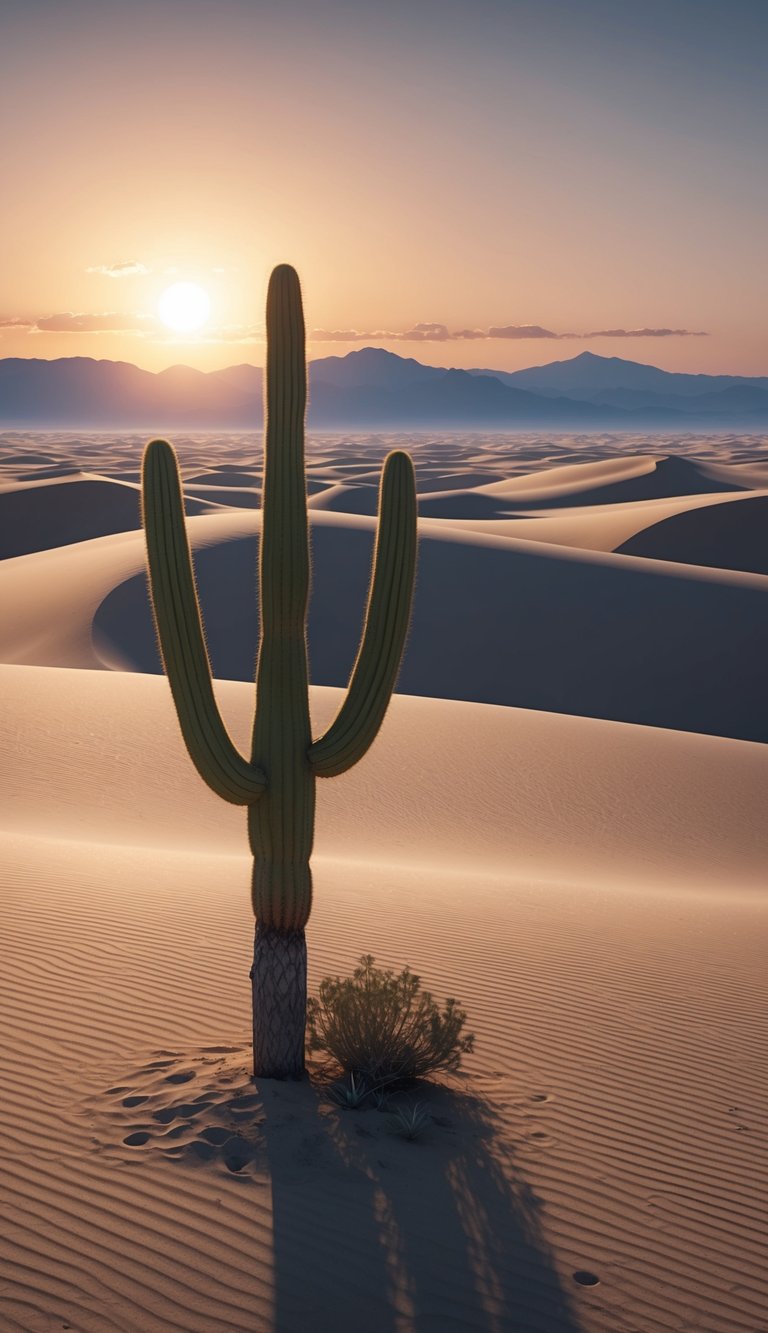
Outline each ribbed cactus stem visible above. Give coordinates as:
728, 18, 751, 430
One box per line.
141, 438, 266, 804
141, 260, 418, 1080
248, 265, 314, 931
309, 449, 417, 777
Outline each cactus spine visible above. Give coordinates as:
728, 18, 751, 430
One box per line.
141, 264, 417, 1079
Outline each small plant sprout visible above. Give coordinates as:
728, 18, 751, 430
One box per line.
325, 1072, 371, 1109
388, 1102, 433, 1141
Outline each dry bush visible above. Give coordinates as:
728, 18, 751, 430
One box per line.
306, 955, 474, 1087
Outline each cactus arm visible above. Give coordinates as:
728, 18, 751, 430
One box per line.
141, 437, 267, 805
308, 449, 417, 778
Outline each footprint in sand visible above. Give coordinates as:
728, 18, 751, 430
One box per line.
222, 1135, 254, 1173
229, 1093, 260, 1113
153, 1101, 213, 1124
527, 1129, 556, 1146
200, 1126, 232, 1146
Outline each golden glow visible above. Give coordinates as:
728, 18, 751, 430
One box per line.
2, 6, 765, 376
158, 283, 211, 333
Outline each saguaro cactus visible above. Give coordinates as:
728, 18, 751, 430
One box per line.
141, 264, 417, 1078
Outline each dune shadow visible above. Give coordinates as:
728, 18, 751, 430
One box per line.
93, 521, 768, 745
617, 493, 768, 575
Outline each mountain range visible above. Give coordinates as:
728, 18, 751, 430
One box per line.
2, 348, 768, 429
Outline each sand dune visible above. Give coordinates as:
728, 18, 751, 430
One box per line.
3, 506, 767, 739
307, 481, 382, 513
0, 472, 220, 559
413, 454, 746, 518
618, 491, 768, 572
1, 431, 767, 1333
4, 664, 768, 890
1, 665, 766, 1332
435, 486, 768, 565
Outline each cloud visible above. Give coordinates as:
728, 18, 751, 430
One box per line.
3, 310, 709, 344
35, 312, 158, 332
309, 323, 707, 343
157, 325, 263, 345
86, 261, 149, 278
584, 327, 708, 338
489, 325, 561, 339
309, 328, 367, 342
400, 322, 451, 341
310, 324, 542, 343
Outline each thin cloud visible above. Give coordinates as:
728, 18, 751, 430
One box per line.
87, 261, 150, 278
310, 328, 368, 342
310, 323, 707, 343
152, 325, 263, 345
4, 310, 709, 343
584, 327, 708, 338
310, 325, 495, 342
35, 312, 158, 332
489, 325, 561, 339
401, 322, 451, 341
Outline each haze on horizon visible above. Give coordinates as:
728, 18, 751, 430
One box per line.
1, 0, 766, 378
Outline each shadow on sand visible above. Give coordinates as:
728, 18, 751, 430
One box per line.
257, 1073, 581, 1333
101, 1047, 582, 1331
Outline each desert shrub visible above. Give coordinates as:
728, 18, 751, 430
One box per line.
387, 1101, 432, 1141
306, 955, 474, 1086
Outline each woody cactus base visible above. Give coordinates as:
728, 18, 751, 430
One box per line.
141, 264, 417, 1078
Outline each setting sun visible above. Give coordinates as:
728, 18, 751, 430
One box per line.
157, 281, 210, 333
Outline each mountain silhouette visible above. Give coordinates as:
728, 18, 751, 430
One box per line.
1, 349, 766, 428
486, 350, 768, 412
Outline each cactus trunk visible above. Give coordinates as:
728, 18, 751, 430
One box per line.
247, 267, 313, 1076
249, 266, 314, 942
141, 262, 417, 1083
250, 923, 307, 1080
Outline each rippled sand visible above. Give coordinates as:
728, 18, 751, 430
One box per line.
1, 430, 766, 1332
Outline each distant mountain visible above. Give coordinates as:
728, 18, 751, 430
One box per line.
0, 357, 261, 428
1, 348, 767, 428
308, 352, 626, 426
474, 350, 768, 419
0, 351, 623, 428
482, 349, 768, 395
309, 346, 440, 390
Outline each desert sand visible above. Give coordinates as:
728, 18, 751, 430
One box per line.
1, 429, 767, 1332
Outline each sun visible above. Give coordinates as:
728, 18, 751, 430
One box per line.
157, 282, 211, 333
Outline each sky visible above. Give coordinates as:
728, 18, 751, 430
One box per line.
1, 0, 767, 375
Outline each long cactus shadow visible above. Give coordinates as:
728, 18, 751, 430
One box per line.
258, 1076, 581, 1333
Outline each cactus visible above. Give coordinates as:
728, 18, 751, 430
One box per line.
141, 264, 417, 1079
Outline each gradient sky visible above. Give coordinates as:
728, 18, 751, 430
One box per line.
2, 0, 767, 374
